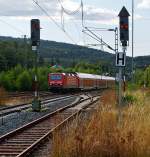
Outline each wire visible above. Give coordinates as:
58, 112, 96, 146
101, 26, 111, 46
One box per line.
32, 0, 77, 44
58, 0, 83, 40
60, 4, 82, 42
81, 0, 84, 27
61, 6, 65, 30
0, 19, 24, 35
58, 0, 82, 15
83, 31, 102, 44
83, 27, 115, 51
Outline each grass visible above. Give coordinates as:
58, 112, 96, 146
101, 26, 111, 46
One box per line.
0, 87, 8, 106
51, 90, 150, 157
0, 88, 33, 106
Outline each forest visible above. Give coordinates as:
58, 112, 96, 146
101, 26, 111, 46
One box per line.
0, 36, 150, 91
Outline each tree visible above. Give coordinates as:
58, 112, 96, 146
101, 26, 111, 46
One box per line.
16, 71, 32, 91
144, 66, 150, 87
0, 54, 7, 71
0, 72, 13, 91
134, 69, 144, 86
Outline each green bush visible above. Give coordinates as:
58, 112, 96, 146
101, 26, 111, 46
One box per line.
127, 83, 139, 91
16, 70, 32, 91
123, 93, 137, 104
0, 72, 12, 91
38, 67, 49, 91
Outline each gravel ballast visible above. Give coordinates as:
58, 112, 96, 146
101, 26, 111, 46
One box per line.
0, 97, 77, 136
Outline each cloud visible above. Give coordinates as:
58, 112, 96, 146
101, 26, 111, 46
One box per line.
59, 1, 118, 25
0, 0, 118, 25
0, 0, 58, 16
82, 6, 117, 24
137, 0, 150, 9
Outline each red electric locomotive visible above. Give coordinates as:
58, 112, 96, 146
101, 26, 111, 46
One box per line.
48, 73, 79, 91
48, 72, 115, 92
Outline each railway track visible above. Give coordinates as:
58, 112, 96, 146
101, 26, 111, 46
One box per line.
7, 92, 52, 98
0, 90, 101, 118
0, 94, 100, 157
0, 94, 78, 118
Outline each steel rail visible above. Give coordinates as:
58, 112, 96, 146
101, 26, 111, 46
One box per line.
0, 95, 99, 156
17, 97, 99, 157
0, 94, 78, 118
0, 90, 101, 117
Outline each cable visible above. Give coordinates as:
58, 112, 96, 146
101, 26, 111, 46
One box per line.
57, 0, 82, 15
61, 6, 65, 30
59, 0, 84, 44
0, 19, 24, 35
83, 27, 115, 31
83, 27, 115, 51
32, 0, 77, 44
81, 0, 84, 27
83, 31, 102, 44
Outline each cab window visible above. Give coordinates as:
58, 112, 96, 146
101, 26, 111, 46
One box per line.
50, 75, 62, 80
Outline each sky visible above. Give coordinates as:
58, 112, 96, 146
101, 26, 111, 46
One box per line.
0, 0, 149, 57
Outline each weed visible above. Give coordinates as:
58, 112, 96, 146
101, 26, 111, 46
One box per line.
51, 90, 150, 157
0, 87, 8, 105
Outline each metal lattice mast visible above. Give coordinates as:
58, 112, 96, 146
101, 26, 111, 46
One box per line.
115, 27, 119, 53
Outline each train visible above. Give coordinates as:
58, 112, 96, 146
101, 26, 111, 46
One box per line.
48, 72, 115, 92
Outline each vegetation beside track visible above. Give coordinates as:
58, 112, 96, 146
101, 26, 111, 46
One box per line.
0, 62, 106, 92
51, 89, 150, 157
1, 64, 150, 92
0, 87, 8, 106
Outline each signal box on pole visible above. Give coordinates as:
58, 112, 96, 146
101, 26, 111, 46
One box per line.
31, 19, 40, 46
118, 7, 130, 47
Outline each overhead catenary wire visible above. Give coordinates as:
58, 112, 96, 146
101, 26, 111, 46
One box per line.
59, 1, 82, 42
0, 18, 25, 35
83, 27, 115, 51
57, 0, 82, 15
32, 0, 77, 44
81, 0, 84, 27
59, 0, 84, 38
83, 27, 115, 31
81, 2, 116, 52
61, 6, 65, 30
58, 0, 84, 44
83, 31, 102, 45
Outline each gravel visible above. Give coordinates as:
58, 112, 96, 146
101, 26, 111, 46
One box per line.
0, 97, 77, 136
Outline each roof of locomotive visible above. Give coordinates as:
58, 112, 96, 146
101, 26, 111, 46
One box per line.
49, 72, 115, 80
49, 73, 76, 76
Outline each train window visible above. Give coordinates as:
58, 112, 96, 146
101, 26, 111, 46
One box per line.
50, 75, 62, 80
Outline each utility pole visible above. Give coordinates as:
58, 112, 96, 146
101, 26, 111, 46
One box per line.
132, 0, 134, 83
115, 27, 119, 53
23, 35, 28, 68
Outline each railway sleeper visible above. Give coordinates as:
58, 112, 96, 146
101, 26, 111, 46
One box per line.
0, 152, 18, 155
0, 146, 27, 149
0, 149, 23, 152
5, 141, 33, 144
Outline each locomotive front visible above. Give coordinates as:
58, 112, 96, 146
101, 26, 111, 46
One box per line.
48, 73, 64, 91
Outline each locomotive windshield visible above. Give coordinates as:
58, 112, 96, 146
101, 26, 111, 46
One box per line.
50, 75, 62, 80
